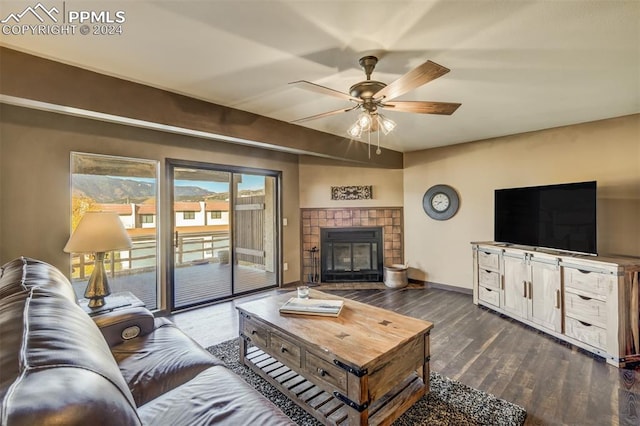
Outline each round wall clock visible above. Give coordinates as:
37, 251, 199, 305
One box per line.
422, 184, 460, 220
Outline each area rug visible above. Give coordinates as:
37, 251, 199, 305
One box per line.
207, 339, 526, 426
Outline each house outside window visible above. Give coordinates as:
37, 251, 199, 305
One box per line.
183, 211, 196, 220
210, 211, 222, 219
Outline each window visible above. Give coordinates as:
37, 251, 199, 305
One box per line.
210, 211, 222, 219
183, 211, 195, 220
70, 153, 159, 310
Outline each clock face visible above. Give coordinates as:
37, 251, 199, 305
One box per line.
431, 193, 450, 212
422, 185, 460, 220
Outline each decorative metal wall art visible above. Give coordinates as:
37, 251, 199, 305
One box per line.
331, 185, 373, 200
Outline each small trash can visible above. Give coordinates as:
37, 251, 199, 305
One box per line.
384, 264, 408, 288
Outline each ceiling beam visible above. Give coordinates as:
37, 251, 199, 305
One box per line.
0, 47, 403, 169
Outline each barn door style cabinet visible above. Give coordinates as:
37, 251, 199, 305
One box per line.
502, 250, 562, 333
472, 242, 640, 368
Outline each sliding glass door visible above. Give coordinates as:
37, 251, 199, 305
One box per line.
170, 162, 279, 310
233, 173, 278, 293
172, 167, 232, 309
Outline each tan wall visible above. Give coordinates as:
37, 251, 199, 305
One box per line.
299, 156, 403, 208
3, 103, 637, 295
0, 104, 301, 288
404, 114, 640, 290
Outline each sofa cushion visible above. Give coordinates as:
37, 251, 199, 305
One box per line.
111, 318, 225, 407
0, 257, 141, 426
138, 365, 295, 426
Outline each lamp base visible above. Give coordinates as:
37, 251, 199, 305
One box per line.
84, 252, 111, 309
87, 296, 107, 308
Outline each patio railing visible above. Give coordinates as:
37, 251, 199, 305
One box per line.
71, 230, 231, 279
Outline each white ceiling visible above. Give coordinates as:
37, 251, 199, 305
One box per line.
1, 0, 639, 153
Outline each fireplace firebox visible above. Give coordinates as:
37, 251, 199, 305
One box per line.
320, 227, 383, 282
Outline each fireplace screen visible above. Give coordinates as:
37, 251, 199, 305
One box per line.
321, 227, 383, 282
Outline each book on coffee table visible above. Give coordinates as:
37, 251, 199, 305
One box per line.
279, 297, 344, 317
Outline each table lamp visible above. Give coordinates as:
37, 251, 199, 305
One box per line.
64, 211, 132, 308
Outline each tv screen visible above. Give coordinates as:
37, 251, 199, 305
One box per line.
494, 181, 597, 255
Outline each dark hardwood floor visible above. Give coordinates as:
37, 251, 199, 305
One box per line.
168, 287, 640, 426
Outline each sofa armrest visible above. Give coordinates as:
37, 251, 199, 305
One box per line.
93, 306, 156, 347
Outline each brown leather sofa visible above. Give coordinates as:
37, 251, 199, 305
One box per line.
0, 257, 295, 425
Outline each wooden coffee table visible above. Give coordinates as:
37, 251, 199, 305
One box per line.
236, 289, 433, 426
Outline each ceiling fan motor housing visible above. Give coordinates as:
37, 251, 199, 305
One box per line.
349, 81, 387, 99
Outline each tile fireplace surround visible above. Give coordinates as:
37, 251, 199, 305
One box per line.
301, 207, 404, 283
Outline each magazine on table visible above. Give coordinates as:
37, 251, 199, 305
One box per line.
279, 297, 344, 317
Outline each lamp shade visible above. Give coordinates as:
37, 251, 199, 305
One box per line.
64, 211, 132, 253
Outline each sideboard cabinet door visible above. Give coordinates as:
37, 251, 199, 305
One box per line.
502, 253, 528, 318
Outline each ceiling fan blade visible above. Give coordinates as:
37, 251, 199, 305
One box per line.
382, 101, 461, 115
374, 60, 451, 101
289, 80, 362, 103
291, 105, 359, 123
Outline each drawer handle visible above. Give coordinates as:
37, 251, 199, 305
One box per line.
485, 288, 493, 292
280, 345, 288, 354
577, 269, 592, 274
578, 320, 592, 327
578, 295, 592, 301
318, 368, 327, 377
251, 330, 257, 335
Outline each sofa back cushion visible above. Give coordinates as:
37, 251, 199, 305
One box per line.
0, 257, 141, 425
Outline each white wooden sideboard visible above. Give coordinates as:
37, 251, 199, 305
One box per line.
472, 242, 640, 368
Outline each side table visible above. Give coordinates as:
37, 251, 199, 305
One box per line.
79, 291, 145, 317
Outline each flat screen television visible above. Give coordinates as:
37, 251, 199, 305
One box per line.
494, 181, 597, 255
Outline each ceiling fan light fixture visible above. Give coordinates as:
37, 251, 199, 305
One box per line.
378, 114, 396, 135
357, 112, 372, 130
290, 56, 460, 158
347, 122, 363, 138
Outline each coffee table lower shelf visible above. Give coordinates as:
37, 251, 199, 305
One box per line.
243, 345, 425, 426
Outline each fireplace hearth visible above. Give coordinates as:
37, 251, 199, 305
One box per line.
321, 227, 383, 282
301, 207, 403, 284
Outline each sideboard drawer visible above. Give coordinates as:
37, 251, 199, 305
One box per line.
305, 351, 347, 392
565, 316, 607, 351
242, 317, 269, 349
564, 268, 613, 299
478, 286, 500, 308
479, 269, 501, 290
271, 333, 301, 368
565, 291, 607, 329
478, 249, 501, 271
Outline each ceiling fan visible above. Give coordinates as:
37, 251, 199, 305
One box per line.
289, 56, 461, 130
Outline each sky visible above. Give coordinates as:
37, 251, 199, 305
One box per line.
175, 174, 266, 192
110, 174, 266, 193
